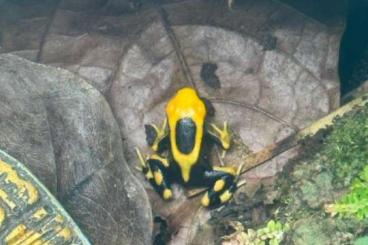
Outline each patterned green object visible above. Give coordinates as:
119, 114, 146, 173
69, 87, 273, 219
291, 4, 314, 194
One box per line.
0, 149, 90, 245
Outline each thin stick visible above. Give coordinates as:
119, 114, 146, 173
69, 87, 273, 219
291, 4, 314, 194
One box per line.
210, 98, 299, 131
155, 4, 196, 89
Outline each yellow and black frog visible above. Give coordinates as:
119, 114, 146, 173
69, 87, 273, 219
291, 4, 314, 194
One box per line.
136, 87, 241, 207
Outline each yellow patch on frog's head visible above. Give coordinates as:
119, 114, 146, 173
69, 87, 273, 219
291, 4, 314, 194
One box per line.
166, 87, 206, 120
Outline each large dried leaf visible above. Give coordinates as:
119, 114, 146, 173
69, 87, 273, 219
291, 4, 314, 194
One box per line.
0, 0, 345, 244
0, 54, 152, 245
107, 2, 343, 244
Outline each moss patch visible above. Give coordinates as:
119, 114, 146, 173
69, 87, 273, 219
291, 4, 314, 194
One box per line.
275, 103, 368, 244
321, 103, 368, 187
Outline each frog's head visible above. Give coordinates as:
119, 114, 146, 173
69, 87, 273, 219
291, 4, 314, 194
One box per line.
166, 87, 206, 120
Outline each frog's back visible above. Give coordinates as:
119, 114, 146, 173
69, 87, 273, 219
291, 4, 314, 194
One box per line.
166, 88, 207, 182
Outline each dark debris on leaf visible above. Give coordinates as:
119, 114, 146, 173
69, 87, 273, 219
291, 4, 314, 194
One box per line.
200, 63, 221, 89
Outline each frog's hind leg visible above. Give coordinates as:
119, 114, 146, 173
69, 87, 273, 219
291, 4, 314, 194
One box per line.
136, 149, 173, 200
200, 166, 239, 207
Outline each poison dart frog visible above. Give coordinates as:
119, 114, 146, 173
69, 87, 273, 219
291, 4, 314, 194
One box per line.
136, 87, 241, 207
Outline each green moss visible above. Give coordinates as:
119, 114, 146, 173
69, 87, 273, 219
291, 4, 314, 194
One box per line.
274, 104, 368, 243
321, 104, 368, 187
320, 104, 368, 219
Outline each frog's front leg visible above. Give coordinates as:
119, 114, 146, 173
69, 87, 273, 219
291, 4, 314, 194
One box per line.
145, 119, 169, 153
206, 121, 231, 151
136, 149, 173, 200
200, 166, 238, 207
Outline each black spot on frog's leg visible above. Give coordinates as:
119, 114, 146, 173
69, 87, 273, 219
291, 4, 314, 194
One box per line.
176, 118, 196, 154
262, 34, 277, 51
200, 63, 221, 89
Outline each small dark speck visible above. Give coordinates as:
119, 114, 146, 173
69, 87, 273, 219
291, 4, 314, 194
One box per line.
153, 216, 169, 245
262, 34, 277, 51
200, 63, 221, 89
245, 68, 254, 74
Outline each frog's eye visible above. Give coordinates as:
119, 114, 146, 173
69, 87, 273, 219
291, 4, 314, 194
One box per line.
176, 117, 196, 154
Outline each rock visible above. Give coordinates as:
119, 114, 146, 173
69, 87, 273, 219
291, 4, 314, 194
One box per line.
0, 54, 152, 245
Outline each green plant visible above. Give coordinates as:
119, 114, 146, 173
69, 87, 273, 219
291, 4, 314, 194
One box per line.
326, 165, 368, 220
321, 104, 368, 187
222, 220, 290, 245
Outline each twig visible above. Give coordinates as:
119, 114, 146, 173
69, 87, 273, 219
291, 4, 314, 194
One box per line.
155, 3, 197, 89
209, 97, 299, 131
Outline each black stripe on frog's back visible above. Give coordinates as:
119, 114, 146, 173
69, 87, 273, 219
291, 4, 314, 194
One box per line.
175, 117, 196, 154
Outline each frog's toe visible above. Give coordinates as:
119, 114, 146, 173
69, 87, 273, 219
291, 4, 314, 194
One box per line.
210, 122, 231, 150
135, 147, 148, 170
